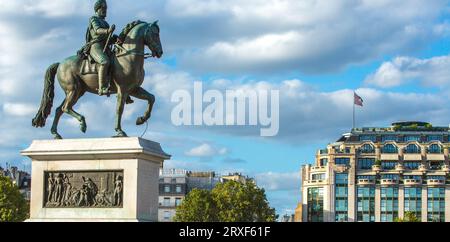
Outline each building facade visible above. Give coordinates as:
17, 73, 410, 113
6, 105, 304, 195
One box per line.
0, 165, 31, 200
301, 122, 450, 222
158, 169, 221, 222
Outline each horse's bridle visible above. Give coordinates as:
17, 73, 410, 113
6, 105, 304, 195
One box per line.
114, 23, 153, 59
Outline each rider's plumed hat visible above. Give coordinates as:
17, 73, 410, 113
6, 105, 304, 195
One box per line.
94, 0, 107, 12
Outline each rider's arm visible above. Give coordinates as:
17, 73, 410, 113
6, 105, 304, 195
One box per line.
90, 17, 111, 35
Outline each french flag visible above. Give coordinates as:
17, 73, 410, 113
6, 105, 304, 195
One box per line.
354, 92, 363, 107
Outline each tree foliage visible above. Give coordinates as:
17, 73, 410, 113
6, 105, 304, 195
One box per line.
0, 175, 29, 222
173, 189, 217, 222
174, 180, 276, 222
394, 212, 420, 222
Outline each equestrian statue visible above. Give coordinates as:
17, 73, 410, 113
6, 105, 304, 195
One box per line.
31, 0, 163, 138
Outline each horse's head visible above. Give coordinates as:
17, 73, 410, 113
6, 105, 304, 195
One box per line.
145, 21, 163, 58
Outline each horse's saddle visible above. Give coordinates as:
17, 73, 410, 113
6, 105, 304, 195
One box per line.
80, 56, 98, 75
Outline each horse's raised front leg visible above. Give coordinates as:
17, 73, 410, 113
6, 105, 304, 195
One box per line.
130, 87, 155, 125
63, 90, 87, 134
114, 89, 128, 137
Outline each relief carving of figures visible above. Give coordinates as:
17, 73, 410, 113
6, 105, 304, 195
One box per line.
44, 171, 123, 208
113, 175, 123, 206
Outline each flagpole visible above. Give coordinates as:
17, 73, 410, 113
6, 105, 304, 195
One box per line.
352, 92, 355, 130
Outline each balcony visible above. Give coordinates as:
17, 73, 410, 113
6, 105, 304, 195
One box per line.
372, 165, 382, 172
395, 164, 405, 172
357, 179, 375, 186
403, 179, 421, 186
380, 154, 399, 161
418, 164, 428, 172
426, 179, 445, 186
304, 179, 327, 186
380, 179, 399, 186
426, 154, 445, 161
403, 154, 422, 161
311, 166, 326, 172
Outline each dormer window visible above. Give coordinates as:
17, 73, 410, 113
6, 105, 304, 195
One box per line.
428, 144, 442, 154
382, 144, 398, 154
405, 144, 420, 154
360, 144, 375, 153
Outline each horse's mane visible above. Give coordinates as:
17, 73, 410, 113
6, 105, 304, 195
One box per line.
118, 20, 147, 41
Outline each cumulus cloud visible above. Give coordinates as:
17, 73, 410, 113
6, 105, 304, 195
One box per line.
365, 55, 450, 88
254, 171, 300, 191
175, 0, 449, 74
185, 143, 228, 157
3, 102, 36, 117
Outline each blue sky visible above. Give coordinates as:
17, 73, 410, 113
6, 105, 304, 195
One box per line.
2, 0, 450, 216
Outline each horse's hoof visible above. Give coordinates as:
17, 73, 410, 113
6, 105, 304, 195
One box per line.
80, 124, 87, 133
136, 117, 145, 126
53, 134, 63, 139
113, 130, 128, 137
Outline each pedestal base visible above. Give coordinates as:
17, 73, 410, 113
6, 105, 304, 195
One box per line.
21, 137, 170, 222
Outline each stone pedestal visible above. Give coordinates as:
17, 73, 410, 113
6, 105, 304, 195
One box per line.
21, 137, 170, 222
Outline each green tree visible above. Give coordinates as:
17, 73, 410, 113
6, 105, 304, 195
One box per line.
174, 180, 276, 222
394, 212, 420, 222
0, 175, 29, 222
173, 189, 217, 222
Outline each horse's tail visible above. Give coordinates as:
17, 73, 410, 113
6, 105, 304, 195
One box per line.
32, 62, 59, 128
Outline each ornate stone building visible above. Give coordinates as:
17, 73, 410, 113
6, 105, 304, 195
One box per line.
301, 122, 450, 222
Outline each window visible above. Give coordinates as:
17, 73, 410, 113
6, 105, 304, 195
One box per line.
382, 144, 398, 153
357, 175, 375, 181
381, 161, 397, 170
335, 158, 350, 165
427, 187, 445, 222
405, 144, 420, 154
176, 185, 182, 193
312, 173, 325, 180
429, 161, 444, 170
404, 161, 420, 170
175, 198, 182, 207
163, 197, 170, 206
335, 174, 348, 222
357, 186, 375, 222
381, 187, 399, 222
404, 175, 421, 180
381, 174, 399, 180
427, 135, 443, 142
307, 188, 324, 222
164, 185, 171, 193
360, 144, 375, 153
319, 158, 328, 166
428, 144, 442, 154
404, 187, 422, 219
427, 175, 445, 181
405, 136, 421, 142
357, 158, 375, 170
382, 135, 398, 142
163, 211, 171, 220
360, 135, 376, 142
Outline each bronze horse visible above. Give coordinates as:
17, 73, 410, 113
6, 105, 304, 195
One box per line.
32, 21, 163, 138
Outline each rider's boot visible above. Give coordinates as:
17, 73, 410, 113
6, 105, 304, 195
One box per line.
98, 64, 109, 96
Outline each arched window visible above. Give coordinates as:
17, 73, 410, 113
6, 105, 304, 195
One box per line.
382, 144, 398, 154
360, 144, 375, 153
428, 144, 442, 154
405, 144, 420, 154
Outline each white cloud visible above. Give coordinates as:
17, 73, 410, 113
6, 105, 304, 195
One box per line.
3, 102, 36, 117
185, 143, 228, 157
175, 0, 448, 73
254, 171, 300, 191
0, 0, 90, 18
365, 55, 450, 88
